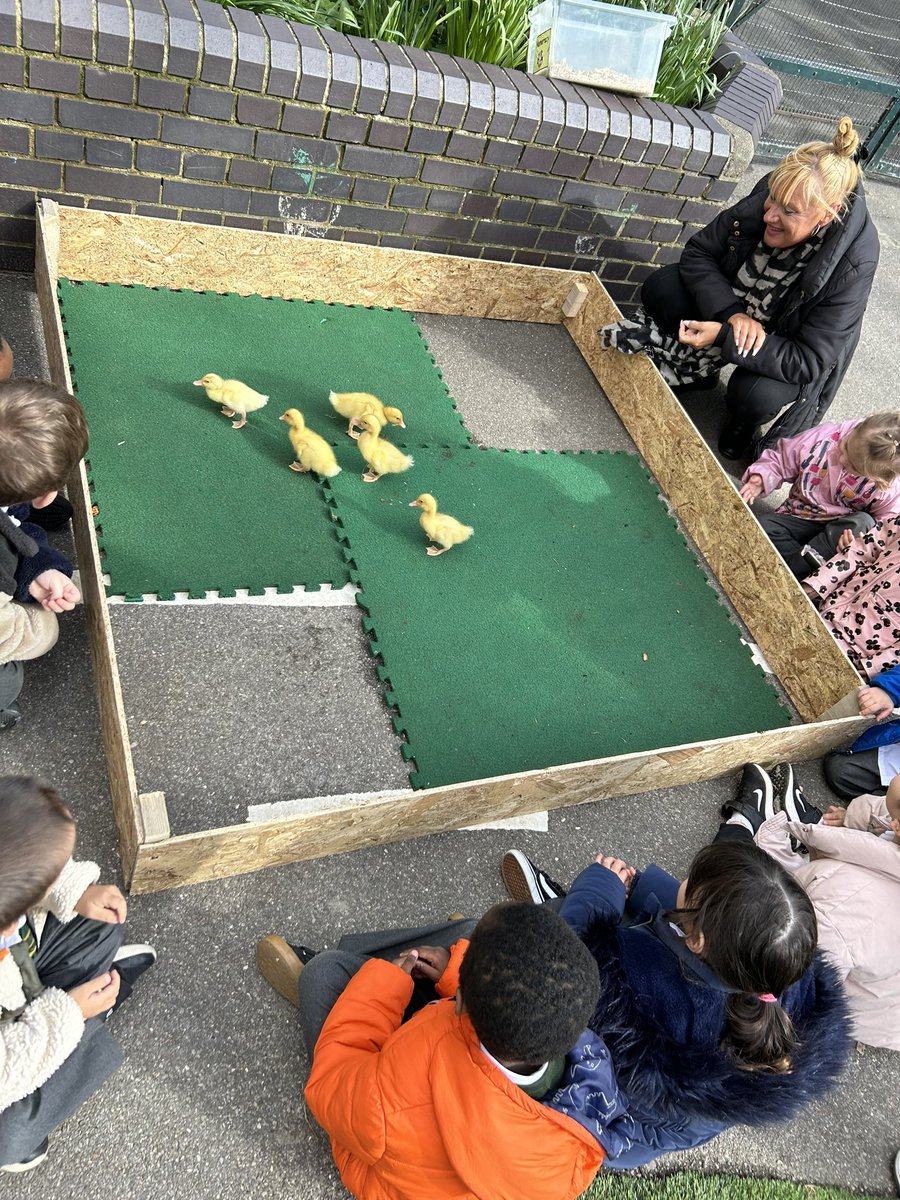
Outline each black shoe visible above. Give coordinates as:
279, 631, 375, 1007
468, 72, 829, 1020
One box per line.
0, 703, 21, 731
718, 419, 758, 460
109, 943, 157, 1013
501, 850, 567, 904
28, 495, 74, 531
721, 762, 775, 833
1, 1137, 49, 1173
288, 943, 319, 965
673, 374, 719, 396
771, 762, 822, 824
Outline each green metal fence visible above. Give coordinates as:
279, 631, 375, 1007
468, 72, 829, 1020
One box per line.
731, 0, 900, 180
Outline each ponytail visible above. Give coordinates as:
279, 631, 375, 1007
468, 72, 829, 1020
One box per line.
677, 843, 818, 1074
723, 992, 796, 1075
852, 411, 900, 487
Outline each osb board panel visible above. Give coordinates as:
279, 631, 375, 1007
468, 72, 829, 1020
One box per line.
35, 202, 143, 878
564, 277, 864, 722
54, 206, 576, 323
129, 714, 869, 893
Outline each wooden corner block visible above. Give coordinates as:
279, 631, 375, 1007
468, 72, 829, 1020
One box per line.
562, 280, 589, 318
138, 791, 171, 844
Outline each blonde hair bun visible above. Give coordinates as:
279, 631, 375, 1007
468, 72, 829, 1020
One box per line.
834, 117, 860, 159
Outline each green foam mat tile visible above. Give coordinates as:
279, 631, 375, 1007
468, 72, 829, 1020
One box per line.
327, 445, 790, 790
58, 281, 469, 597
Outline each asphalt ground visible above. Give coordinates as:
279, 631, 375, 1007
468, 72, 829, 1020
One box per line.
1, 164, 898, 1198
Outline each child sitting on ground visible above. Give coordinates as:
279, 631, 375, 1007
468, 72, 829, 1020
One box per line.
257, 904, 628, 1200
739, 412, 900, 579
0, 380, 88, 730
740, 767, 900, 1051
0, 775, 156, 1173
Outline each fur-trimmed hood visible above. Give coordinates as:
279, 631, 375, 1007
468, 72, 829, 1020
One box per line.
585, 917, 852, 1127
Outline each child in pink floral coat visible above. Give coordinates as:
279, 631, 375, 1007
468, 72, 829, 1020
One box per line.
804, 515, 900, 678
741, 414, 900, 578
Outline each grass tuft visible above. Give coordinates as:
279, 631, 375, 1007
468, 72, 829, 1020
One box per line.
582, 1171, 874, 1200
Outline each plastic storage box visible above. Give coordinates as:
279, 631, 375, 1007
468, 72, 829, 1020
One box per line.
528, 0, 676, 96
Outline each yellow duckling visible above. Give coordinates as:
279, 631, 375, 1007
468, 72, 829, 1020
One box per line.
357, 414, 414, 483
329, 390, 406, 440
279, 409, 341, 478
193, 373, 269, 429
409, 494, 474, 556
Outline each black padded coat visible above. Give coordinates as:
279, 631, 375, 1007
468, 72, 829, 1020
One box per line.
677, 174, 880, 447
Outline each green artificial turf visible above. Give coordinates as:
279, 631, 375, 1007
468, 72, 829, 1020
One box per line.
58, 280, 468, 597
328, 444, 790, 790
583, 1173, 873, 1200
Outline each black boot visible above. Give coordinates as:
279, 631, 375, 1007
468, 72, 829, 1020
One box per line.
718, 418, 758, 460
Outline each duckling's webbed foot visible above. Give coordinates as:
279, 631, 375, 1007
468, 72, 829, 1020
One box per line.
362, 470, 380, 483
231, 416, 247, 429
221, 407, 236, 418
290, 461, 309, 473
426, 545, 448, 556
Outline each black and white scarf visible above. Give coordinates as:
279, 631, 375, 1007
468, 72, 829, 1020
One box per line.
599, 234, 823, 386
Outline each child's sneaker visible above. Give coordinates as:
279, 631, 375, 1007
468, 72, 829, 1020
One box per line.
771, 762, 823, 825
501, 850, 567, 904
112, 943, 157, 987
0, 703, 20, 731
720, 762, 775, 833
1, 1137, 49, 1173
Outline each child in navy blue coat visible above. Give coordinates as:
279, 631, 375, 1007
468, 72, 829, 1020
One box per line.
504, 841, 852, 1167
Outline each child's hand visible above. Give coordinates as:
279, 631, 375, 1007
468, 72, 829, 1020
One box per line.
739, 474, 764, 505
68, 969, 120, 1019
408, 945, 451, 983
29, 569, 81, 612
823, 806, 847, 827
74, 883, 127, 924
858, 685, 896, 721
678, 319, 722, 350
595, 855, 635, 892
393, 949, 419, 975
837, 529, 856, 552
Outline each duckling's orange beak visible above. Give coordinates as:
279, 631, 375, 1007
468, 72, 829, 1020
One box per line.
399, 420, 406, 428
192, 379, 203, 386
408, 500, 419, 507
279, 414, 288, 422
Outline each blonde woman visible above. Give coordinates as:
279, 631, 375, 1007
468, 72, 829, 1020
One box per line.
601, 118, 879, 460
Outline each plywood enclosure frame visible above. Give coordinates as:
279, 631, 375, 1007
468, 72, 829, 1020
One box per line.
36, 200, 868, 894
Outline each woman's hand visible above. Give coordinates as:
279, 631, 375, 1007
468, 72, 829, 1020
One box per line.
822, 806, 847, 827
678, 319, 721, 350
727, 313, 767, 357
739, 474, 764, 505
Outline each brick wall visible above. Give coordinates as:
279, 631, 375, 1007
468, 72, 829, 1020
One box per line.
0, 2, 781, 309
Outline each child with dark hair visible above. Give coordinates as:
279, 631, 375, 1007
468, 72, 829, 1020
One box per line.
257, 903, 630, 1200
0, 775, 155, 1174
0, 380, 89, 731
502, 828, 852, 1167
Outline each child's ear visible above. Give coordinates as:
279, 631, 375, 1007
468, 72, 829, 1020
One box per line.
685, 930, 705, 956
454, 988, 464, 1016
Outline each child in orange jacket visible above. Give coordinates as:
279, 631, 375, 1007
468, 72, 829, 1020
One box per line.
257, 904, 628, 1200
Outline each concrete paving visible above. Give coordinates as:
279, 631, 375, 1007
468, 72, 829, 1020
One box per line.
2, 161, 899, 1199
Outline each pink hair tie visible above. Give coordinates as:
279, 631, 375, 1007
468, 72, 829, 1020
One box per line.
758, 993, 777, 1003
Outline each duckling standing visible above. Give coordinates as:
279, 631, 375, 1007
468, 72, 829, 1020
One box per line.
409, 493, 473, 556
279, 409, 341, 478
329, 390, 405, 440
193, 373, 268, 429
357, 414, 414, 483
